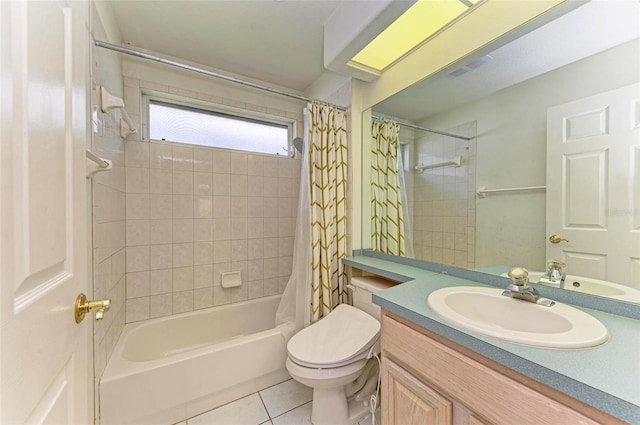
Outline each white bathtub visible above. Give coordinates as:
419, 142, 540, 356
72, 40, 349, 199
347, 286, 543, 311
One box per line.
99, 295, 289, 425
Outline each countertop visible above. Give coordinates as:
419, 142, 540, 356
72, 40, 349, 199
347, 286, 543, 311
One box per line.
343, 253, 640, 424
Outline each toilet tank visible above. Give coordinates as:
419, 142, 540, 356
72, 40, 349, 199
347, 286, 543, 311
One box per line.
349, 276, 397, 319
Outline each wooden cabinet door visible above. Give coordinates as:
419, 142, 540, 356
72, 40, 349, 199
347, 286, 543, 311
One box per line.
383, 358, 452, 425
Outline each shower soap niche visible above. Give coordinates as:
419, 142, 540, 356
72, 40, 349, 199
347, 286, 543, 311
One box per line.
221, 271, 242, 288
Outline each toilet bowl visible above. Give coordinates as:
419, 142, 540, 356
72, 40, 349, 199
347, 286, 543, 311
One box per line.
286, 276, 395, 425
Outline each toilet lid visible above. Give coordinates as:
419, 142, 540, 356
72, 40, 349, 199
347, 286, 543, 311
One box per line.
287, 304, 381, 367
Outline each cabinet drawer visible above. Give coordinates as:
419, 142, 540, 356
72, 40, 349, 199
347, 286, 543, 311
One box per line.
382, 313, 619, 425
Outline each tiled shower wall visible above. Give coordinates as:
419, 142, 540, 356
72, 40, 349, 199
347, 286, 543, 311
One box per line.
90, 5, 126, 411
122, 78, 303, 322
412, 121, 476, 268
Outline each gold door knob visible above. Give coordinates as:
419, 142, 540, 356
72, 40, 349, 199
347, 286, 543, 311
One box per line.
549, 234, 569, 244
75, 293, 111, 323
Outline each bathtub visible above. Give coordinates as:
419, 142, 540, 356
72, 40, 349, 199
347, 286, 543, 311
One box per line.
99, 295, 290, 425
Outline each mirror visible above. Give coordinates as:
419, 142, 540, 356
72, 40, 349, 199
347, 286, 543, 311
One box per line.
362, 0, 640, 303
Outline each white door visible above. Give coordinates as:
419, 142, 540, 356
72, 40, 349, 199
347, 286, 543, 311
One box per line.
546, 83, 640, 287
1, 1, 92, 423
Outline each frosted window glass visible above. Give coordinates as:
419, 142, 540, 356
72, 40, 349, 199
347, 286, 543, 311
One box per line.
149, 102, 289, 155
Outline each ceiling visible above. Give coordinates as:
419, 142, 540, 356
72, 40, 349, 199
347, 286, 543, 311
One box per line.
373, 0, 640, 122
104, 0, 345, 92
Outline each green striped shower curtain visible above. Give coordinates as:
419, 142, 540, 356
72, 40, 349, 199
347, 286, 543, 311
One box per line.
308, 104, 348, 322
371, 119, 406, 256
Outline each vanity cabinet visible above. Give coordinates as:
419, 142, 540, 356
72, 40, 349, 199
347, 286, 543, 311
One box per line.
381, 312, 624, 425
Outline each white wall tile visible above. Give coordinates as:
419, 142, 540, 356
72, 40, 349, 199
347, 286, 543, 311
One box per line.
194, 172, 213, 195
126, 219, 150, 246
230, 197, 248, 217
263, 177, 279, 197
150, 244, 173, 270
263, 218, 278, 238
150, 294, 172, 318
194, 196, 213, 219
247, 155, 264, 176
172, 145, 193, 171
173, 290, 194, 313
173, 219, 194, 243
194, 287, 213, 310
149, 143, 173, 169
231, 239, 248, 261
194, 241, 213, 265
213, 285, 231, 306
231, 218, 248, 239
212, 262, 231, 286
126, 271, 150, 299
213, 173, 231, 196
248, 197, 264, 218
126, 194, 149, 219
126, 297, 149, 322
247, 218, 264, 239
212, 150, 231, 173
173, 266, 194, 291
194, 219, 213, 241
126, 167, 149, 194
173, 171, 194, 194
150, 194, 173, 219
125, 141, 149, 167
263, 238, 278, 258
193, 148, 213, 172
212, 196, 231, 218
149, 169, 173, 194
173, 194, 194, 218
150, 219, 172, 244
213, 240, 231, 263
248, 239, 264, 260
173, 242, 194, 267
194, 264, 213, 288
150, 269, 173, 295
212, 218, 231, 241
126, 246, 149, 272
231, 175, 248, 196
230, 152, 248, 175
248, 280, 264, 299
247, 175, 265, 197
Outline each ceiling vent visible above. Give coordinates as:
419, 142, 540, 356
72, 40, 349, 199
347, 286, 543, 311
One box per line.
448, 54, 493, 78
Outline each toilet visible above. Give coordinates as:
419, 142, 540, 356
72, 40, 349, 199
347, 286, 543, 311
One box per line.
286, 276, 395, 425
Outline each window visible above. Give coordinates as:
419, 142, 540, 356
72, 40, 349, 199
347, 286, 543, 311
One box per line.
145, 96, 293, 156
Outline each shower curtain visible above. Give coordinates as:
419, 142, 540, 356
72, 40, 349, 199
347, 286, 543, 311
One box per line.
371, 119, 408, 256
275, 103, 348, 338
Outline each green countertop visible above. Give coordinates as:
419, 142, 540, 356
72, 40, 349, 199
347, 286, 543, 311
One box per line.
344, 254, 640, 424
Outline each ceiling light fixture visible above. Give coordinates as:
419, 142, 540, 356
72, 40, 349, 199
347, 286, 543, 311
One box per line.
349, 0, 482, 73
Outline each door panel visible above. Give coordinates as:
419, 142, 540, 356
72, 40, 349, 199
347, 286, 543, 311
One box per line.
547, 83, 640, 286
1, 1, 91, 423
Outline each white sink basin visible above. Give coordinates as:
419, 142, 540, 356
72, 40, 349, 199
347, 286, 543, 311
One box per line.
427, 286, 608, 349
500, 272, 640, 303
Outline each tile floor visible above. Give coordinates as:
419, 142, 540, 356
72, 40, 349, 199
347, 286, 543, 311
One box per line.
175, 378, 380, 425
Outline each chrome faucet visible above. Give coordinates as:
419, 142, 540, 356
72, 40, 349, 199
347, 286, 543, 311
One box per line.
539, 260, 566, 289
502, 267, 555, 307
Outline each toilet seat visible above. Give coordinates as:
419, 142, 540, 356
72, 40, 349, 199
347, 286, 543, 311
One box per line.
287, 304, 380, 369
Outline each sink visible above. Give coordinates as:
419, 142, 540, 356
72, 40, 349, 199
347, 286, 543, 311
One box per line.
500, 272, 640, 303
427, 286, 608, 349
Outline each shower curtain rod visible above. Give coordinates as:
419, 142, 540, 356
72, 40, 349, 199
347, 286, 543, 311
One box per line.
94, 40, 347, 112
371, 114, 471, 141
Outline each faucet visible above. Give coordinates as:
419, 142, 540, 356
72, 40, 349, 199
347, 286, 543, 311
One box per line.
502, 267, 555, 307
539, 260, 566, 289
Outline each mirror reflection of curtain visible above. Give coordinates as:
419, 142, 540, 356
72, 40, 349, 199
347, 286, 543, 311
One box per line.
371, 119, 407, 256
308, 103, 348, 322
